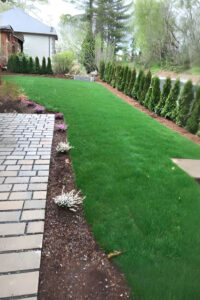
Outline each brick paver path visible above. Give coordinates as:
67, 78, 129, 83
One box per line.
0, 114, 54, 299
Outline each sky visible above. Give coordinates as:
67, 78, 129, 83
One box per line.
35, 0, 81, 29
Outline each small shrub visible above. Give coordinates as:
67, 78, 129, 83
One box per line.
131, 70, 144, 99
34, 105, 45, 113
54, 188, 85, 212
99, 60, 105, 80
124, 68, 132, 95
55, 123, 67, 131
140, 70, 152, 104
55, 112, 64, 119
53, 51, 74, 74
56, 141, 74, 153
148, 77, 160, 111
161, 78, 180, 120
127, 69, 136, 96
35, 57, 40, 74
155, 77, 171, 115
186, 86, 200, 134
47, 57, 53, 74
176, 80, 194, 127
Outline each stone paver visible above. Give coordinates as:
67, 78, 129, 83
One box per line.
172, 158, 200, 179
0, 114, 54, 299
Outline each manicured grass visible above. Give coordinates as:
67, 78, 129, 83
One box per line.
4, 75, 200, 299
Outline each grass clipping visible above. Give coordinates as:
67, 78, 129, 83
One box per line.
54, 188, 85, 212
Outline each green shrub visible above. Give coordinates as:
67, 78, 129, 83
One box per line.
127, 69, 136, 96
148, 77, 160, 111
21, 56, 28, 73
144, 83, 153, 107
111, 65, 116, 87
108, 63, 114, 84
140, 70, 152, 105
41, 57, 47, 74
121, 66, 129, 92
161, 78, 180, 120
131, 70, 143, 99
53, 51, 74, 74
7, 54, 19, 73
104, 62, 111, 83
186, 86, 200, 134
124, 68, 132, 95
28, 57, 34, 74
47, 57, 53, 75
138, 71, 146, 103
176, 80, 194, 127
81, 30, 95, 73
99, 60, 105, 80
114, 65, 121, 88
117, 66, 124, 90
35, 57, 40, 74
155, 77, 171, 115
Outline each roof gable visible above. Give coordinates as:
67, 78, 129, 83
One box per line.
0, 7, 58, 39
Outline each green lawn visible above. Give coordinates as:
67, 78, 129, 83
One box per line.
4, 75, 200, 299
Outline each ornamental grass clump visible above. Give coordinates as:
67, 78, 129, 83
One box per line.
56, 141, 73, 153
54, 189, 85, 212
55, 112, 64, 119
55, 123, 67, 131
34, 105, 45, 113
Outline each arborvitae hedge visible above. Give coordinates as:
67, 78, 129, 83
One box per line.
186, 86, 200, 134
21, 56, 28, 73
28, 57, 34, 74
117, 66, 124, 90
41, 57, 47, 74
108, 64, 114, 84
35, 57, 40, 74
127, 69, 136, 96
140, 70, 152, 105
148, 76, 160, 111
115, 65, 121, 89
155, 77, 171, 115
124, 68, 131, 95
161, 78, 180, 120
111, 65, 116, 87
176, 80, 194, 127
138, 71, 145, 103
144, 83, 153, 107
47, 57, 53, 74
121, 66, 129, 92
99, 60, 105, 80
132, 70, 143, 99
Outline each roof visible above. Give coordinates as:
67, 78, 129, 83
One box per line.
0, 7, 58, 40
0, 25, 24, 42
0, 25, 13, 32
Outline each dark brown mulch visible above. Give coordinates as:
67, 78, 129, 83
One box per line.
98, 81, 200, 146
0, 97, 130, 300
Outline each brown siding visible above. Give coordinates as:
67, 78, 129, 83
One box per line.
0, 31, 20, 66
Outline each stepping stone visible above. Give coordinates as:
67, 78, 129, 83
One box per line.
172, 158, 200, 179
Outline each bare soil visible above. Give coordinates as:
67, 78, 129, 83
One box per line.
98, 81, 200, 146
0, 97, 130, 300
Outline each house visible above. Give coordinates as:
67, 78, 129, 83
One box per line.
0, 7, 58, 64
0, 25, 24, 66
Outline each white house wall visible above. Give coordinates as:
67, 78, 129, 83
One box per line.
23, 34, 55, 63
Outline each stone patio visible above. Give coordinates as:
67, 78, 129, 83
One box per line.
0, 114, 54, 299
172, 158, 200, 179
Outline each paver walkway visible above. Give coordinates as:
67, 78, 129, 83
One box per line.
172, 158, 200, 179
0, 114, 54, 299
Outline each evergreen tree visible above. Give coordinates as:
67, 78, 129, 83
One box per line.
81, 29, 96, 73
117, 66, 124, 90
131, 70, 144, 99
21, 56, 28, 73
144, 84, 153, 108
28, 57, 34, 74
124, 68, 131, 95
186, 86, 200, 134
108, 63, 113, 84
35, 57, 40, 74
40, 57, 47, 74
99, 60, 105, 80
47, 57, 53, 74
109, 63, 115, 84
176, 80, 194, 127
161, 78, 180, 120
104, 62, 111, 83
127, 69, 136, 96
121, 66, 129, 92
155, 77, 171, 115
148, 76, 160, 111
111, 65, 116, 87
138, 71, 145, 103
140, 70, 152, 104
15, 55, 20, 73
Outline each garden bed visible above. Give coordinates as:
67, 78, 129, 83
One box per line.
0, 96, 130, 300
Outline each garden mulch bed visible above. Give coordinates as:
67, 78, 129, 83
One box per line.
98, 81, 200, 146
0, 97, 130, 300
